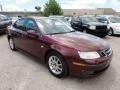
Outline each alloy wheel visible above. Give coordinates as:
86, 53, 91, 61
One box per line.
48, 56, 63, 75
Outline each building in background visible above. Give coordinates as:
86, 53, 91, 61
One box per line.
63, 8, 118, 16
0, 8, 119, 17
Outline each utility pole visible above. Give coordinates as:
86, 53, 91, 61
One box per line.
0, 4, 3, 11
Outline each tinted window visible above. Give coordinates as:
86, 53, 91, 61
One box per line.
108, 17, 120, 23
25, 19, 37, 31
14, 18, 26, 30
97, 17, 108, 23
72, 16, 80, 22
81, 17, 98, 23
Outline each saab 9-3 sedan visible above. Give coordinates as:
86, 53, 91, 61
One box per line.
7, 17, 113, 78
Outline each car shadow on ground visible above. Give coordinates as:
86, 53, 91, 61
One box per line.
112, 35, 120, 37
60, 65, 116, 90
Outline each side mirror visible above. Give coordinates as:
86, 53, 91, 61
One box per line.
27, 30, 40, 38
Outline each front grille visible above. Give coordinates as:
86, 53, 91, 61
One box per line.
96, 26, 107, 30
100, 48, 112, 57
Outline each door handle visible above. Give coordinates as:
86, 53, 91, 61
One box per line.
27, 33, 39, 38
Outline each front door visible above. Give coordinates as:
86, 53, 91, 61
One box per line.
23, 19, 43, 59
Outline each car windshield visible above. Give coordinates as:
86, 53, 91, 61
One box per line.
82, 17, 98, 23
50, 16, 68, 23
37, 19, 75, 35
108, 17, 120, 23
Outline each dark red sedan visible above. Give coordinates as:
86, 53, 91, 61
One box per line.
7, 17, 113, 78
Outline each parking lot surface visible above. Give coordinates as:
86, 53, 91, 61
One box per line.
0, 35, 120, 90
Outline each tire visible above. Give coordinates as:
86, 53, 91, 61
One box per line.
8, 38, 17, 51
108, 28, 113, 36
46, 51, 68, 78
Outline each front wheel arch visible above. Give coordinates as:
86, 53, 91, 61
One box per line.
45, 49, 64, 64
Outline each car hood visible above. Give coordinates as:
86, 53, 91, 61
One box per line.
86, 22, 107, 26
47, 31, 109, 51
109, 23, 120, 27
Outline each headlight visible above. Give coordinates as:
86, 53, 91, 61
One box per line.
78, 51, 100, 59
89, 26, 96, 30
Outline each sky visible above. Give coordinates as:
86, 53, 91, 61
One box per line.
0, 0, 120, 12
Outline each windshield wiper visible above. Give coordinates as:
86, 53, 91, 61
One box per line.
49, 31, 76, 35
49, 32, 69, 35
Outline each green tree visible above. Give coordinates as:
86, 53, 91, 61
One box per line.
43, 0, 63, 16
35, 6, 41, 11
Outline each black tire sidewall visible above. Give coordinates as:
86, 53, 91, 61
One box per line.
46, 51, 68, 78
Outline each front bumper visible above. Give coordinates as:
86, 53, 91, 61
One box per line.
79, 61, 110, 77
67, 55, 112, 77
88, 29, 109, 37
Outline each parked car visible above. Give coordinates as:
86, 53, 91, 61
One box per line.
71, 16, 109, 37
7, 17, 113, 78
0, 14, 12, 34
96, 15, 120, 35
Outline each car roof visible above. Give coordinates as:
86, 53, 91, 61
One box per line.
19, 16, 48, 20
96, 15, 118, 18
20, 16, 62, 21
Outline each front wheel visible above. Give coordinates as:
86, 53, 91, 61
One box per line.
46, 51, 68, 78
108, 28, 113, 36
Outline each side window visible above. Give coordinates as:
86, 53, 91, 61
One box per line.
97, 18, 108, 23
14, 19, 26, 31
25, 19, 37, 31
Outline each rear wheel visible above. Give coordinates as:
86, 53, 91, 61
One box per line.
46, 51, 68, 78
8, 38, 17, 51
